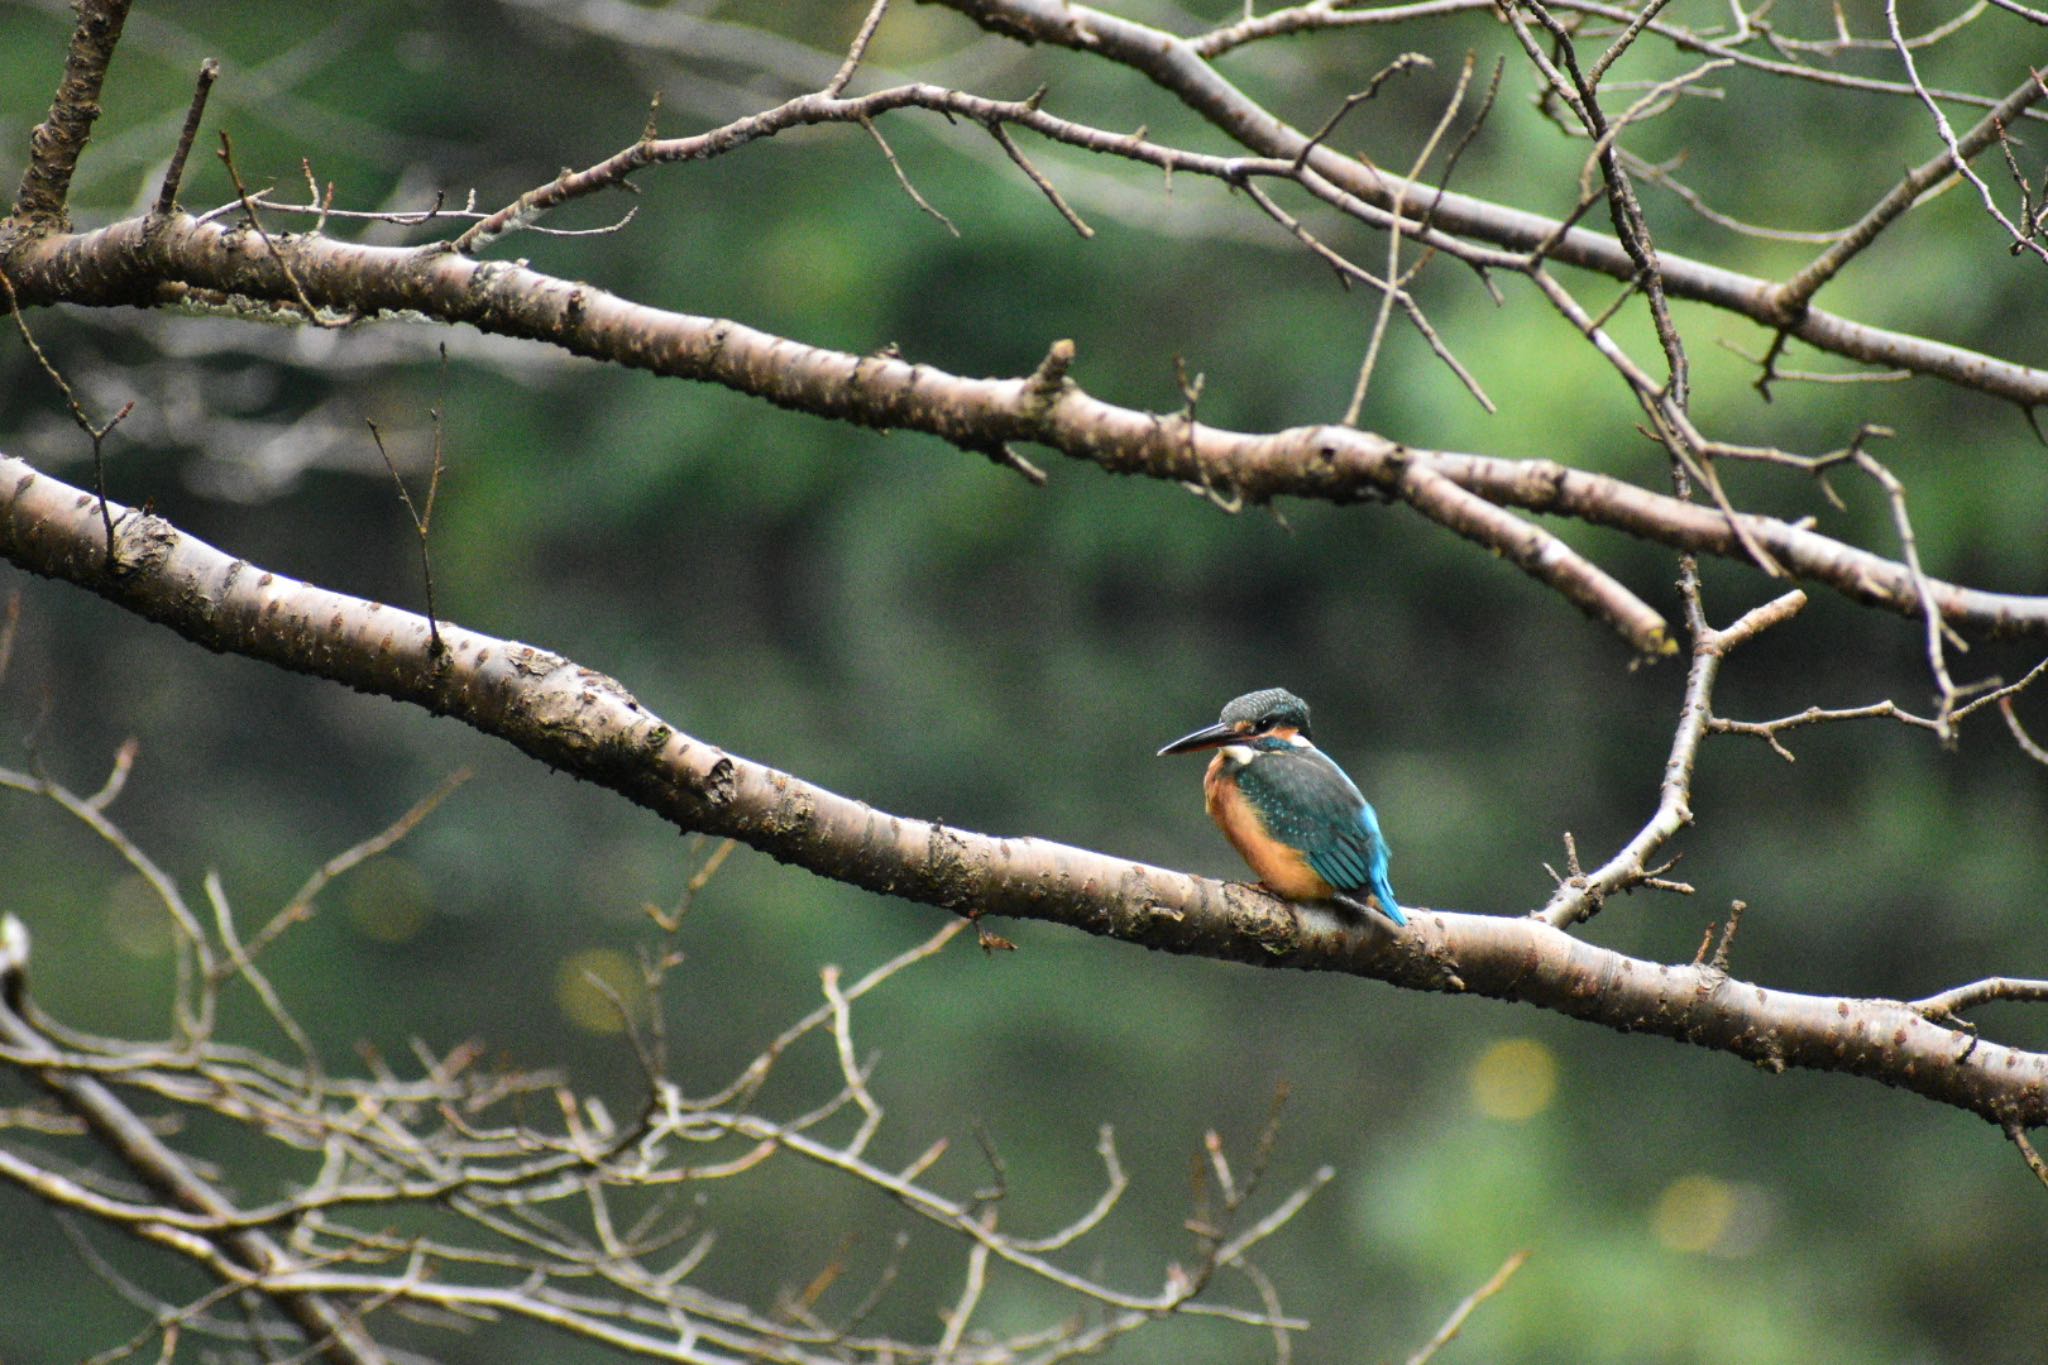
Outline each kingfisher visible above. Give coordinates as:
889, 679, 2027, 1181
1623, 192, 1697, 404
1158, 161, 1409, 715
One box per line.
1158, 687, 1406, 927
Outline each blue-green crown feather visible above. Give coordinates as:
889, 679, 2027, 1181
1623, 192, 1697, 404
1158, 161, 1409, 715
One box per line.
1219, 687, 1311, 737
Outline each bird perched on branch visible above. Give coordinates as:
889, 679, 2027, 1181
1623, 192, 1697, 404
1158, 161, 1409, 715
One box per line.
1158, 688, 1405, 928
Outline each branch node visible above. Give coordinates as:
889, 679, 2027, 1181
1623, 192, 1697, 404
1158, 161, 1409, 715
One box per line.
1028, 338, 1076, 396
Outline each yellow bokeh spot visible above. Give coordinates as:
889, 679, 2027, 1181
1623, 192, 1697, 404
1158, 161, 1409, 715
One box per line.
1653, 1174, 1736, 1254
343, 857, 431, 944
555, 948, 645, 1035
1468, 1037, 1558, 1121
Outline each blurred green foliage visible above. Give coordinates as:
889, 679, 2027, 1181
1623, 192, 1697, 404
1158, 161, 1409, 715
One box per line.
1, 0, 2046, 1360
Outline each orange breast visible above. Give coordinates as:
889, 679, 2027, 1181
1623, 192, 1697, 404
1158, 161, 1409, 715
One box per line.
1203, 756, 1335, 901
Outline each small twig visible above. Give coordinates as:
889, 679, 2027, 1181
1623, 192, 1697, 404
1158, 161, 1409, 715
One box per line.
859, 114, 958, 235
0, 266, 134, 567
1587, 0, 1680, 86
154, 58, 220, 215
1291, 53, 1432, 172
1237, 178, 1494, 411
988, 118, 1094, 238
820, 965, 884, 1157
2004, 695, 2048, 766
1542, 572, 1804, 928
1715, 337, 1911, 385
86, 737, 139, 812
216, 131, 349, 329
1709, 899, 1746, 972
1712, 699, 1931, 761
1884, 6, 2048, 263
976, 443, 1047, 487
242, 767, 473, 968
298, 157, 337, 235
1912, 976, 2048, 1022
1854, 447, 1962, 738
1501, 0, 1691, 408
2005, 1122, 2048, 1194
1174, 357, 1242, 514
969, 1119, 1009, 1207
204, 872, 320, 1076
0, 590, 19, 687
1345, 53, 1474, 425
1631, 153, 1850, 244
934, 1217, 993, 1358
1713, 650, 2045, 762
364, 350, 452, 658
827, 0, 892, 98
1410, 55, 1505, 245
1405, 1249, 1530, 1365
645, 836, 738, 933
1010, 1125, 1127, 1253
1772, 61, 2048, 318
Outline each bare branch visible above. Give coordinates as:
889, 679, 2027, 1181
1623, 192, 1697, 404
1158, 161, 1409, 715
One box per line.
936, 0, 2048, 405
8, 0, 133, 227
987, 117, 1095, 238
1770, 63, 2048, 318
827, 0, 892, 98
1914, 976, 2048, 1021
0, 264, 134, 564
153, 58, 220, 217
0, 933, 382, 1364
2005, 694, 2048, 765
1542, 575, 1807, 928
858, 114, 958, 236
2009, 1123, 2048, 1194
1405, 1248, 1530, 1365
4, 463, 2045, 1129
1883, 5, 2048, 263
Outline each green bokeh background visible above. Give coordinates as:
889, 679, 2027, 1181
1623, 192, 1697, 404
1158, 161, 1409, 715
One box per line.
1, 0, 2045, 1360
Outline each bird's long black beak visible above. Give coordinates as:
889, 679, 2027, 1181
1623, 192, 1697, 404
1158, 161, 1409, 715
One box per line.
1157, 721, 1239, 757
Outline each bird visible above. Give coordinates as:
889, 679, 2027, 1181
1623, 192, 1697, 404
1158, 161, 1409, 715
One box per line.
1157, 687, 1406, 928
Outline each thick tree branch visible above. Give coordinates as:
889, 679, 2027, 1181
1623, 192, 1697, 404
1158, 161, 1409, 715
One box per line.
4, 453, 2046, 1131
3, 216, 2043, 641
6, 0, 133, 231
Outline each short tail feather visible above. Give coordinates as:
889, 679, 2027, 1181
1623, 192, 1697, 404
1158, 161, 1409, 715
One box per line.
1372, 871, 1407, 927
1333, 882, 1406, 929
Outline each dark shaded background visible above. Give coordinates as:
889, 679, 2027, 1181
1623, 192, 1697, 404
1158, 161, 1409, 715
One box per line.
2, 0, 2045, 1359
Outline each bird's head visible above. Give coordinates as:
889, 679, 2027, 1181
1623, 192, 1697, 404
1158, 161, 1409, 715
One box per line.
1157, 687, 1314, 757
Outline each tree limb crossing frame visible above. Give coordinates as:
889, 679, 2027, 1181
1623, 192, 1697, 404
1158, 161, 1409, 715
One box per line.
4, 453, 2043, 1133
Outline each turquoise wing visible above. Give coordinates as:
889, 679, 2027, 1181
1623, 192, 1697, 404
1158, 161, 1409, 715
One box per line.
1236, 750, 1402, 923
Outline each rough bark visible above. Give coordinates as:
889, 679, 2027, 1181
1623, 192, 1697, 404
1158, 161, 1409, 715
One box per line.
5, 453, 2042, 1132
